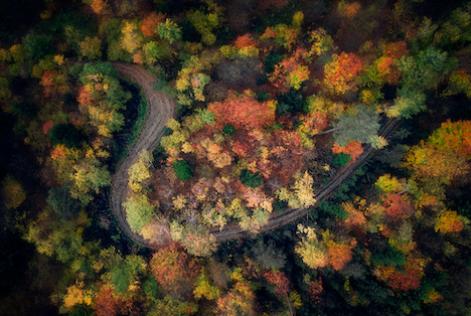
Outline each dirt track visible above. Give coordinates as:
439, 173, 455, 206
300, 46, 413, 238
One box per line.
111, 63, 399, 249
110, 63, 175, 248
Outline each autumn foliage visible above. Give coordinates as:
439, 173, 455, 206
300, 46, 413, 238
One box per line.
154, 88, 312, 236
234, 34, 257, 49
338, 2, 362, 18
308, 278, 323, 303
5, 2, 471, 315
140, 12, 166, 37
332, 140, 364, 161
269, 48, 310, 91
405, 120, 471, 183
90, 0, 108, 15
94, 285, 118, 316
326, 239, 357, 271
435, 210, 465, 234
263, 270, 290, 296
208, 94, 275, 130
382, 193, 414, 221
296, 226, 356, 271
217, 276, 255, 316
42, 120, 54, 135
428, 120, 471, 158
40, 70, 69, 97
342, 201, 367, 230
63, 284, 93, 309
150, 243, 200, 298
323, 52, 363, 94
377, 41, 408, 84
375, 257, 427, 291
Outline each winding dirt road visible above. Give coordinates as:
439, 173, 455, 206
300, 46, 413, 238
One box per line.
111, 63, 399, 249
111, 63, 175, 248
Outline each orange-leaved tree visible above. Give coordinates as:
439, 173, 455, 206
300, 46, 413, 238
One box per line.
332, 140, 364, 161
150, 243, 200, 298
269, 48, 310, 91
94, 285, 119, 316
323, 52, 363, 95
404, 120, 471, 184
208, 93, 275, 130
140, 12, 166, 37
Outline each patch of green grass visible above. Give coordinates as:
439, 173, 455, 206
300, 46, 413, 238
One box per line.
127, 96, 147, 149
113, 92, 147, 165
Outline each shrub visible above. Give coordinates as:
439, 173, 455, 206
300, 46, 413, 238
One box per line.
332, 153, 351, 167
173, 160, 193, 180
239, 169, 263, 188
222, 124, 235, 136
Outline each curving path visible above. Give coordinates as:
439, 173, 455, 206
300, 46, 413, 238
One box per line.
111, 63, 399, 249
110, 63, 175, 248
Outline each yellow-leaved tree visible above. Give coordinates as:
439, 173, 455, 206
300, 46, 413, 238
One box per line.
276, 171, 316, 209
128, 150, 153, 193
435, 210, 467, 234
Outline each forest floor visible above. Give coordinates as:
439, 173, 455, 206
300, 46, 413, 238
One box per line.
111, 63, 399, 248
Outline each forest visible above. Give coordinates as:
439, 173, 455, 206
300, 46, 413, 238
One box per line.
0, 0, 470, 315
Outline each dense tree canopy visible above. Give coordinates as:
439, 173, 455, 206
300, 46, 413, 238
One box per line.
1, 1, 471, 315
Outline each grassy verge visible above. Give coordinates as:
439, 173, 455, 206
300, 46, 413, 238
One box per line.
111, 86, 148, 169
126, 96, 147, 151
